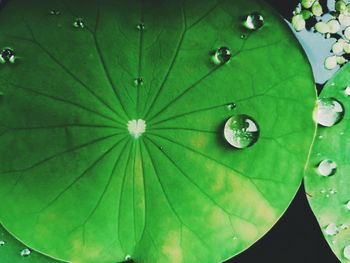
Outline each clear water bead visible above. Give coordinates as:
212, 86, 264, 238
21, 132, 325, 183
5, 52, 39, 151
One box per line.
224, 114, 260, 149
227, 103, 236, 110
346, 200, 350, 210
0, 48, 15, 64
212, 47, 232, 65
344, 245, 350, 260
0, 240, 4, 246
325, 223, 338, 236
20, 248, 31, 257
50, 9, 60, 15
315, 98, 344, 127
317, 159, 337, 177
136, 23, 145, 31
134, 77, 144, 87
73, 18, 85, 28
243, 12, 264, 30
344, 86, 350, 96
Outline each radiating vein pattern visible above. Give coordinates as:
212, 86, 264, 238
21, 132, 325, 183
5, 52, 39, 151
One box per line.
0, 0, 316, 263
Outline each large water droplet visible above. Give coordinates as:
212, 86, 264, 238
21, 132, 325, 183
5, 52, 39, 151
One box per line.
224, 114, 260, 149
317, 159, 337, 176
73, 18, 85, 28
0, 240, 5, 246
136, 23, 145, 31
20, 248, 31, 257
0, 48, 16, 64
344, 245, 350, 260
212, 47, 232, 65
325, 223, 338, 236
243, 12, 264, 30
315, 98, 344, 127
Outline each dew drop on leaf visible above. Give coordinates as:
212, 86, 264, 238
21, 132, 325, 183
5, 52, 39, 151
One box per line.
224, 114, 260, 149
315, 98, 344, 127
346, 200, 350, 210
344, 86, 350, 96
226, 102, 236, 110
325, 223, 338, 236
344, 245, 350, 260
317, 159, 337, 177
73, 18, 85, 28
0, 47, 15, 64
20, 248, 31, 257
136, 23, 145, 31
212, 47, 232, 65
243, 12, 264, 30
50, 9, 60, 15
0, 240, 4, 246
134, 77, 144, 87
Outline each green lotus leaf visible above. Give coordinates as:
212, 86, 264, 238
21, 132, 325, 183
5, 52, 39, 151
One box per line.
0, 0, 316, 262
0, 224, 63, 262
305, 62, 350, 262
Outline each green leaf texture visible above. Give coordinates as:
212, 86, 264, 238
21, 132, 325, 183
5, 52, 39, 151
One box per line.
0, 224, 63, 262
0, 0, 316, 262
305, 62, 350, 262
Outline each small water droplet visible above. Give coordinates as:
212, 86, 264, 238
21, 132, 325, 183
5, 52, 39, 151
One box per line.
344, 86, 350, 96
224, 114, 259, 149
325, 223, 338, 236
212, 47, 232, 65
20, 248, 31, 257
134, 77, 144, 87
240, 34, 246, 39
346, 200, 350, 210
317, 159, 337, 177
125, 255, 132, 261
227, 103, 236, 110
344, 245, 350, 259
73, 18, 85, 28
50, 9, 60, 15
136, 23, 145, 31
329, 189, 337, 195
320, 189, 326, 194
243, 12, 264, 30
315, 98, 344, 127
341, 224, 349, 230
0, 47, 16, 64
159, 146, 164, 150
0, 240, 5, 246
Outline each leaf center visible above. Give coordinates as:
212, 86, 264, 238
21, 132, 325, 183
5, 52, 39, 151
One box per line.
127, 119, 146, 138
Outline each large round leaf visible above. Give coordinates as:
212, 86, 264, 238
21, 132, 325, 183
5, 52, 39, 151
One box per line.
305, 62, 350, 262
0, 0, 315, 262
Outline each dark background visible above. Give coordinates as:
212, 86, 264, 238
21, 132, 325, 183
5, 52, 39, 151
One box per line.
228, 0, 338, 262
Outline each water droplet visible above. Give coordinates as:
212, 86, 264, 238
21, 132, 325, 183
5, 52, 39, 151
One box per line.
317, 159, 337, 177
344, 86, 350, 96
325, 223, 338, 236
73, 18, 85, 28
224, 114, 259, 149
344, 245, 350, 260
240, 34, 246, 39
329, 189, 337, 195
212, 47, 231, 65
134, 78, 144, 87
50, 9, 60, 15
0, 240, 5, 246
243, 12, 264, 30
125, 255, 132, 261
136, 23, 145, 31
346, 200, 350, 210
315, 98, 344, 127
320, 189, 326, 194
0, 48, 15, 64
227, 103, 236, 110
341, 224, 349, 230
20, 248, 31, 257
